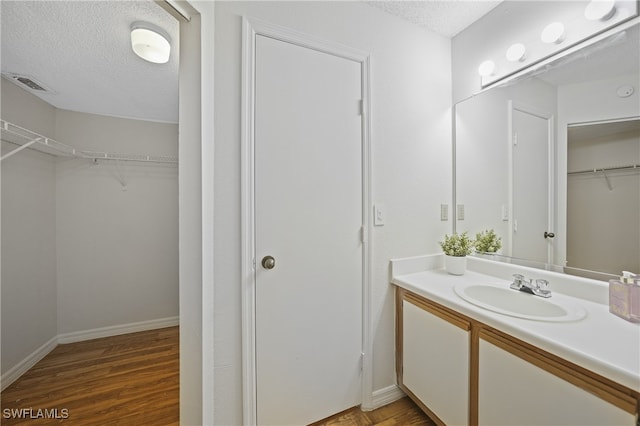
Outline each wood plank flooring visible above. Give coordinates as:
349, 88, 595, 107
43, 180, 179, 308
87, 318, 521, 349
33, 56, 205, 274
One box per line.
311, 397, 436, 426
1, 326, 179, 425
2, 326, 433, 426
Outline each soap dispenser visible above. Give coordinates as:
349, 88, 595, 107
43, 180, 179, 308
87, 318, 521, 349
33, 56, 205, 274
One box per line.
609, 271, 640, 322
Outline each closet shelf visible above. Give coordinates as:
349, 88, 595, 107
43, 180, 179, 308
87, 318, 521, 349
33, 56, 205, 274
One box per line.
1, 119, 178, 164
568, 164, 639, 175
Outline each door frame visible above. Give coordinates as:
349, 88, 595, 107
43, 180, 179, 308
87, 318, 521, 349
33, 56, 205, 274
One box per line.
241, 17, 373, 425
507, 100, 555, 264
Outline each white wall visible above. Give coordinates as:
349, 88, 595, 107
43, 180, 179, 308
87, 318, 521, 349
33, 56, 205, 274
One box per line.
55, 110, 178, 334
214, 2, 451, 423
1, 80, 58, 376
558, 73, 640, 270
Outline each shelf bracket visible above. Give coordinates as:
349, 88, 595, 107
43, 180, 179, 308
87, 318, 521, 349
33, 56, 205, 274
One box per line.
600, 169, 613, 191
1, 138, 42, 162
113, 159, 128, 191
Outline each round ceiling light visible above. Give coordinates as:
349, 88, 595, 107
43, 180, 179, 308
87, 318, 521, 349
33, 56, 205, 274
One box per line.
541, 22, 565, 44
505, 43, 526, 62
130, 22, 171, 64
478, 60, 496, 77
584, 0, 616, 21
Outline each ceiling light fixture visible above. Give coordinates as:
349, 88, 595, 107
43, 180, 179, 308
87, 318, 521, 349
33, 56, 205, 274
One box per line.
478, 60, 496, 77
541, 22, 566, 44
130, 22, 171, 64
505, 43, 526, 62
584, 0, 616, 21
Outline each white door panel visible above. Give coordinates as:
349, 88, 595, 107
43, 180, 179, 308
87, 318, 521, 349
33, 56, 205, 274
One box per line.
512, 108, 553, 264
254, 35, 363, 425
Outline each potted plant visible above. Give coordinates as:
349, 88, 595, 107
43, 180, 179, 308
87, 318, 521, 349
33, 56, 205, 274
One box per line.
439, 232, 474, 275
474, 229, 502, 255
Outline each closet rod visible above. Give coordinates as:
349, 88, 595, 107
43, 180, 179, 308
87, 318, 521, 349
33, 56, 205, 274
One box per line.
567, 164, 639, 175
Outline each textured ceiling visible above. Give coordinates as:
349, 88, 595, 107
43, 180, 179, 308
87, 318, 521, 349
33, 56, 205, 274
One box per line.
1, 1, 178, 123
366, 0, 503, 37
1, 1, 502, 125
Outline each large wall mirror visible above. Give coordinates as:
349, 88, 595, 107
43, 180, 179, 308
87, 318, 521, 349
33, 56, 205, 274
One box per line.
455, 21, 639, 280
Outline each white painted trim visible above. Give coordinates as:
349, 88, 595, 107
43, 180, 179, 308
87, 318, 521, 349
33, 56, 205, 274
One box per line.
360, 53, 375, 413
368, 385, 406, 410
241, 16, 373, 424
241, 16, 258, 426
57, 316, 179, 344
0, 317, 178, 391
1, 336, 58, 392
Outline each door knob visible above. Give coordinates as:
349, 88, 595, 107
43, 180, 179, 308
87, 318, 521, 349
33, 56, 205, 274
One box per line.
261, 255, 276, 270
544, 231, 555, 239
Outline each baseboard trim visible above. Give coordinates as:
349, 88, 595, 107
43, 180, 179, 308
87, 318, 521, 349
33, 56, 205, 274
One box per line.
367, 384, 406, 410
57, 316, 179, 344
1, 335, 58, 392
1, 316, 179, 391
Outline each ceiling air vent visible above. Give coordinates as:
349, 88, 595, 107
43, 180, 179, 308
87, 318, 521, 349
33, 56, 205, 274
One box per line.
2, 72, 55, 94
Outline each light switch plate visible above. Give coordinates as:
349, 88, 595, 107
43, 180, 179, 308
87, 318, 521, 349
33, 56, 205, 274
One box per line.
457, 204, 465, 220
440, 204, 448, 221
374, 204, 385, 226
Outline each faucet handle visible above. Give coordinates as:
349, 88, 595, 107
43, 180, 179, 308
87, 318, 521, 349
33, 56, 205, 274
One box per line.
512, 273, 525, 283
536, 279, 549, 290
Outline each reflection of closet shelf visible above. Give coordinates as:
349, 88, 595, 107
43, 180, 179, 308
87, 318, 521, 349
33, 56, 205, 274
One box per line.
1, 119, 178, 164
568, 164, 639, 175
568, 164, 638, 191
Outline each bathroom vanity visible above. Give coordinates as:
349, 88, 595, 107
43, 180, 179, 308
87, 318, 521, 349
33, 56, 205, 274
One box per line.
392, 255, 640, 426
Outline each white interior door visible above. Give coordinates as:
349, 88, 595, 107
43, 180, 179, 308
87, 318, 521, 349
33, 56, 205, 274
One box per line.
254, 35, 363, 425
511, 106, 554, 264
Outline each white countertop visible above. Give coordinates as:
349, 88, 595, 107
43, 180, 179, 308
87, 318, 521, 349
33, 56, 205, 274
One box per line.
391, 254, 640, 392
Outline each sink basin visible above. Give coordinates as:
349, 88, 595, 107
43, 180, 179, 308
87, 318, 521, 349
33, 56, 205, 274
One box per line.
454, 282, 587, 322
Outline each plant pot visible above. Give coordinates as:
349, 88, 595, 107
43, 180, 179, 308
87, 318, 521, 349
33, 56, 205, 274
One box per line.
445, 255, 467, 275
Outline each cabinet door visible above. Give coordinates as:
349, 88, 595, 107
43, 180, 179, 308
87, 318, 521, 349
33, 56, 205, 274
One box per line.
478, 338, 635, 425
403, 300, 469, 426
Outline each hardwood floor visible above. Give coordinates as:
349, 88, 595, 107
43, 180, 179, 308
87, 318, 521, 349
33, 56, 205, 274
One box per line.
2, 327, 432, 426
1, 326, 179, 425
311, 397, 436, 426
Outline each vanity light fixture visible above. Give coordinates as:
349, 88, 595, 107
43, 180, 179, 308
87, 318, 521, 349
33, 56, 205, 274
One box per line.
584, 0, 616, 21
505, 43, 526, 62
130, 22, 171, 64
541, 22, 566, 44
478, 60, 496, 77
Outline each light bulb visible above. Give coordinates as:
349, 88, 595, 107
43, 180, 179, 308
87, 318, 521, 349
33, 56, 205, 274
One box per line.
584, 0, 616, 21
478, 60, 496, 77
505, 43, 526, 62
541, 22, 565, 44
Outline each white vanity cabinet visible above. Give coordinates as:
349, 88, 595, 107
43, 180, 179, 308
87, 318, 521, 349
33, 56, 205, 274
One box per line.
400, 292, 470, 425
395, 286, 640, 426
478, 333, 635, 425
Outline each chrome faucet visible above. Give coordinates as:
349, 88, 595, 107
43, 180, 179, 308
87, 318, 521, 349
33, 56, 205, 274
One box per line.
510, 274, 552, 298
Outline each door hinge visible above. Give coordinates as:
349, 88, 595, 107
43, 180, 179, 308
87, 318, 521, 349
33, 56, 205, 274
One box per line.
360, 353, 364, 372
513, 132, 518, 146
358, 99, 363, 116
360, 226, 368, 243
